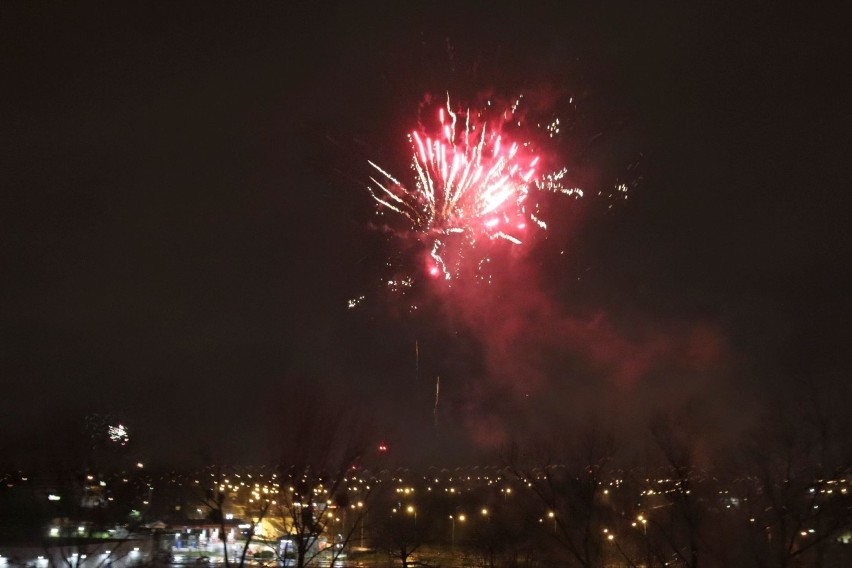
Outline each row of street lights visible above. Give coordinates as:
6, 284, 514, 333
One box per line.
401, 506, 655, 551
395, 506, 493, 552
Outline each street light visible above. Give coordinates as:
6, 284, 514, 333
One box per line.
356, 501, 365, 548
450, 514, 466, 553
481, 507, 490, 534
637, 514, 650, 567
548, 511, 556, 534
406, 505, 417, 534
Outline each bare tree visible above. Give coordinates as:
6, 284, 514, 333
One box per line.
732, 385, 852, 568
646, 409, 709, 568
507, 423, 619, 568
373, 506, 425, 568
270, 389, 374, 568
465, 500, 540, 568
201, 478, 271, 568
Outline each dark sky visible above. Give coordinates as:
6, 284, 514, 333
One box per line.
2, 2, 849, 467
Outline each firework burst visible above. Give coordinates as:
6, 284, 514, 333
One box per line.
85, 413, 131, 448
368, 94, 581, 281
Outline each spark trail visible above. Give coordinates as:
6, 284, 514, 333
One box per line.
434, 375, 440, 428
367, 94, 582, 281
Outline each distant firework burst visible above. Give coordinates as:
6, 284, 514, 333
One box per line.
85, 413, 130, 448
367, 94, 582, 282
108, 423, 130, 446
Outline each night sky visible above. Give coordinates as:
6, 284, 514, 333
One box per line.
2, 2, 849, 467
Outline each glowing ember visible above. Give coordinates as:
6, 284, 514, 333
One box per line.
368, 94, 581, 280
